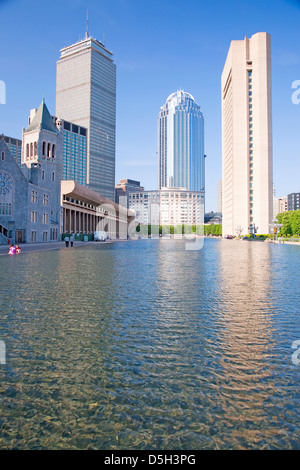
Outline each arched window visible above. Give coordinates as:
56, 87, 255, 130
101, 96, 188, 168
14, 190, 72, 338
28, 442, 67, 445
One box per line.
47, 143, 51, 158
26, 144, 29, 160
52, 144, 55, 159
42, 142, 46, 157
34, 141, 37, 156
30, 143, 33, 158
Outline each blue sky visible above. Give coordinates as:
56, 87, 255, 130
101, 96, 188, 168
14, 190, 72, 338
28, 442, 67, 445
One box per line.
0, 0, 299, 211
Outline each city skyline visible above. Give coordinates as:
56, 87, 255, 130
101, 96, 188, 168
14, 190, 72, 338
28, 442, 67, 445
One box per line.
0, 0, 300, 211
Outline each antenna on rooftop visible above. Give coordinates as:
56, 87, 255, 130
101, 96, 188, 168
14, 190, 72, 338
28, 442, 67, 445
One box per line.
86, 10, 89, 39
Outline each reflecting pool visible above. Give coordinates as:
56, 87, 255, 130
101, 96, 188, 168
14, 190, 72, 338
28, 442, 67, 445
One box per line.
0, 239, 299, 449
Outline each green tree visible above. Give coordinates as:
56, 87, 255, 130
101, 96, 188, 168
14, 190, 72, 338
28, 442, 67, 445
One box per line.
290, 210, 300, 235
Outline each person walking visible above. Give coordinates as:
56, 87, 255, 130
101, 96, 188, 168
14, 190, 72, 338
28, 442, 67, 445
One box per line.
64, 235, 69, 247
70, 234, 75, 247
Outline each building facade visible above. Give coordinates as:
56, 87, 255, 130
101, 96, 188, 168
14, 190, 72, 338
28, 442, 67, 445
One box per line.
217, 178, 222, 214
3, 136, 22, 166
128, 188, 204, 227
115, 179, 144, 207
158, 90, 205, 193
221, 32, 273, 236
62, 181, 134, 240
273, 196, 288, 219
56, 36, 116, 200
54, 118, 87, 185
288, 192, 300, 211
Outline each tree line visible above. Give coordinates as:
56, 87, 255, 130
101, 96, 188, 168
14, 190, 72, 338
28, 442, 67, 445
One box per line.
135, 224, 222, 236
276, 209, 300, 236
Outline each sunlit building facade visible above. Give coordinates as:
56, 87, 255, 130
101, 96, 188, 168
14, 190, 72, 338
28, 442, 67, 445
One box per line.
128, 188, 204, 226
221, 32, 273, 236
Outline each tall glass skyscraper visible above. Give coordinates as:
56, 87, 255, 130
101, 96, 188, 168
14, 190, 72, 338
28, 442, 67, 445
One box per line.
158, 90, 205, 192
56, 36, 116, 200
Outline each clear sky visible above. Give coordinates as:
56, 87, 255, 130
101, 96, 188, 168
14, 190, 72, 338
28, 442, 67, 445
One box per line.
0, 0, 299, 211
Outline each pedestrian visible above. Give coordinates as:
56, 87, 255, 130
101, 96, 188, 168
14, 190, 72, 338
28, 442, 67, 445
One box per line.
70, 234, 75, 247
65, 235, 69, 247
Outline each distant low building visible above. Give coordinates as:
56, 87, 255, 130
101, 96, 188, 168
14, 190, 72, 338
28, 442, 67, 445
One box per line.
204, 212, 222, 225
115, 179, 144, 207
273, 196, 288, 219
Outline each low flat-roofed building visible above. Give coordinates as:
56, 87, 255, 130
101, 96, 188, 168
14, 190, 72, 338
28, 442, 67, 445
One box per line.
62, 180, 135, 239
115, 179, 144, 207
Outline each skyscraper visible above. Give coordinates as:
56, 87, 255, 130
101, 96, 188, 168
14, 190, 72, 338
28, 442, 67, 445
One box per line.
221, 32, 273, 236
56, 34, 116, 200
158, 90, 205, 192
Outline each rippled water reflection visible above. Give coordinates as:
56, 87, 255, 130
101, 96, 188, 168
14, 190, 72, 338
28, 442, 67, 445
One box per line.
0, 239, 299, 449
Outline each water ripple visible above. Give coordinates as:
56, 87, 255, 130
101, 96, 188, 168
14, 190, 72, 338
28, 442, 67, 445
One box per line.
0, 239, 299, 449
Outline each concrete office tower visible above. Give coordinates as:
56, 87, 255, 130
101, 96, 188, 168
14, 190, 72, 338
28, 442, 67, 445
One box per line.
158, 90, 205, 192
217, 178, 222, 214
221, 32, 273, 236
56, 35, 116, 200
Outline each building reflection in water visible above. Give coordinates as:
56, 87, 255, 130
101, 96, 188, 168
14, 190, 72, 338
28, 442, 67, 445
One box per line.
212, 240, 280, 447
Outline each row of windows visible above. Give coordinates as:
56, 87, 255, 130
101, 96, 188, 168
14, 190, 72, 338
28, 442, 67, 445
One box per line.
30, 211, 49, 224
248, 71, 253, 224
25, 142, 56, 160
0, 203, 12, 215
31, 191, 49, 205
40, 170, 56, 182
130, 193, 202, 199
63, 121, 87, 136
26, 142, 37, 160
30, 230, 58, 242
42, 142, 56, 159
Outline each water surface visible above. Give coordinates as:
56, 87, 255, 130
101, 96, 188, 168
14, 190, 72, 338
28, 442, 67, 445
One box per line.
0, 239, 299, 449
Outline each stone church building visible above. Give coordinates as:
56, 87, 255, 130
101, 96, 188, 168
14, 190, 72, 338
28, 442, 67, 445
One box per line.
0, 100, 62, 244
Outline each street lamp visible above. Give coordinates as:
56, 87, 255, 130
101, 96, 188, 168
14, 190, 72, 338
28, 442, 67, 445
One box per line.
270, 219, 282, 241
248, 223, 257, 239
